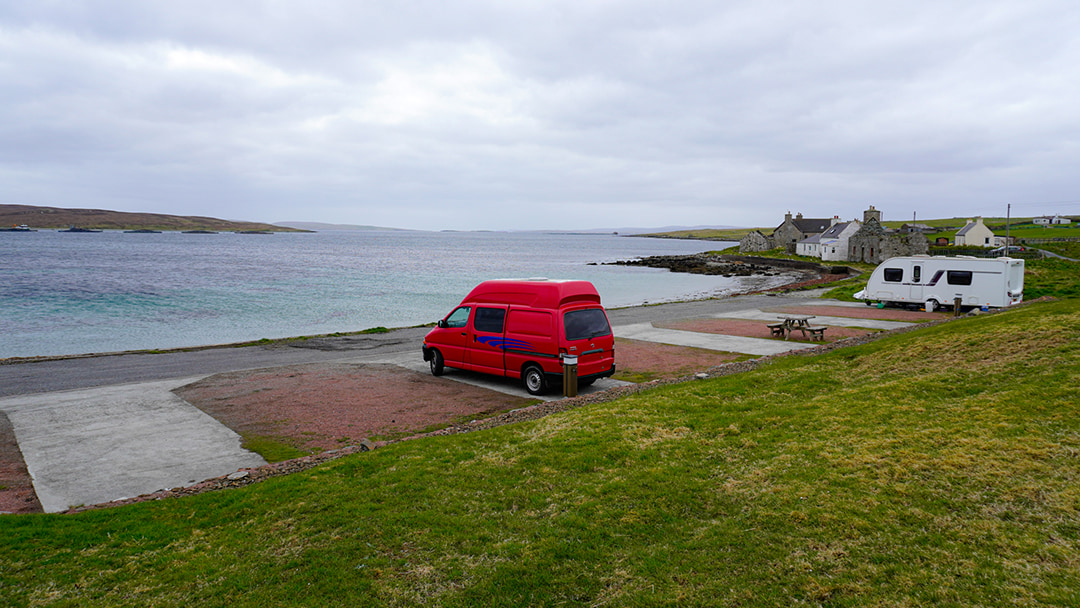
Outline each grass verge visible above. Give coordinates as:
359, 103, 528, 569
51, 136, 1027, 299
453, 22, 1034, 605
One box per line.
2, 299, 1078, 606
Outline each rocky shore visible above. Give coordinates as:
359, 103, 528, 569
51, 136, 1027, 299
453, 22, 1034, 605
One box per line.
598, 253, 850, 281
601, 253, 785, 276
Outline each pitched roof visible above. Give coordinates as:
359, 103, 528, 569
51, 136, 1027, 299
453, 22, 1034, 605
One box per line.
820, 221, 852, 238
791, 218, 833, 233
956, 221, 982, 236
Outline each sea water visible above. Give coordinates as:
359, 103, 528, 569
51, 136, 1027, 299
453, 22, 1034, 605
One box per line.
0, 230, 780, 359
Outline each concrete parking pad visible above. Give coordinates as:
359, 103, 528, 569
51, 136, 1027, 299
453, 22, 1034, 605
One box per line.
0, 378, 266, 513
711, 309, 914, 330
378, 352, 632, 401
614, 323, 820, 356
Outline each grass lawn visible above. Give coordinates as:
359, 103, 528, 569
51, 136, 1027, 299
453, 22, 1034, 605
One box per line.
2, 297, 1079, 606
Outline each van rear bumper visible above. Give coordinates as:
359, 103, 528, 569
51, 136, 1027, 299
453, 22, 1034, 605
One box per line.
544, 364, 616, 386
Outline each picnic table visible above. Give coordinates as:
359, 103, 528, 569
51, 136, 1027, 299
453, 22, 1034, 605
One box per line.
767, 314, 827, 341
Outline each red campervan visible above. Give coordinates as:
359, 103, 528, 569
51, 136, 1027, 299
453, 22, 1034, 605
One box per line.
422, 279, 616, 395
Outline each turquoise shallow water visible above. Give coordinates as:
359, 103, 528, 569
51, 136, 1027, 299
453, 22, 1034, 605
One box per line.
0, 230, 762, 359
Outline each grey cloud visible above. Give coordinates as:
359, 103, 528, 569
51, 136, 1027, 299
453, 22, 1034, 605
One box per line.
1, 1, 1078, 229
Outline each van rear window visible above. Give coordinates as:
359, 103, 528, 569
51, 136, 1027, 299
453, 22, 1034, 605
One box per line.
564, 309, 611, 341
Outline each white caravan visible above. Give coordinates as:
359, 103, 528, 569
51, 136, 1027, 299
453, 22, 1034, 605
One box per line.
854, 256, 1024, 312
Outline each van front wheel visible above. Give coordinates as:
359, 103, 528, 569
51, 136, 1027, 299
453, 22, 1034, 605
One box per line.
429, 350, 445, 376
522, 365, 547, 396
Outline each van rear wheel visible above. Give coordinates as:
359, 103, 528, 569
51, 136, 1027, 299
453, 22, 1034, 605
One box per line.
522, 365, 546, 396
429, 350, 445, 376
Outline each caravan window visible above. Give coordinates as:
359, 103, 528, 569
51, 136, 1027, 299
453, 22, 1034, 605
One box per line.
947, 271, 973, 286
883, 268, 903, 282
913, 266, 921, 282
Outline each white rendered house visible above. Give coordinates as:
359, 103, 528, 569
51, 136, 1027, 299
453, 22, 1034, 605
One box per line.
819, 221, 861, 262
954, 217, 999, 247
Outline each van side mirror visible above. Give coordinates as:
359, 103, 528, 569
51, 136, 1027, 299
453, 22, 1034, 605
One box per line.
437, 319, 448, 329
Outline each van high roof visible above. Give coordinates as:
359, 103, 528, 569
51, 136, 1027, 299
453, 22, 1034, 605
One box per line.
462, 279, 602, 309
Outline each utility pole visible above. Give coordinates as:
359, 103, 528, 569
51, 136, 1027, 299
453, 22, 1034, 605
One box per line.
1006, 203, 1011, 251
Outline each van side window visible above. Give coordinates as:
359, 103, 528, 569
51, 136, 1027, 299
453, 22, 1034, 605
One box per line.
913, 266, 921, 282
883, 268, 903, 282
506, 310, 552, 336
947, 271, 973, 286
564, 309, 611, 341
445, 306, 471, 328
474, 307, 506, 333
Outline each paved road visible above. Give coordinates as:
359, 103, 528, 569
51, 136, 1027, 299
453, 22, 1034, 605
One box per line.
0, 293, 813, 399
0, 328, 430, 399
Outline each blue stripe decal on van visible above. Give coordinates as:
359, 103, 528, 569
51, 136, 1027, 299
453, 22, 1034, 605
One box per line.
476, 336, 535, 351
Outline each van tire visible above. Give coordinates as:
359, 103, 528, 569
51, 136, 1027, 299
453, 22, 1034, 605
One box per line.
925, 299, 938, 313
522, 365, 547, 396
429, 350, 445, 376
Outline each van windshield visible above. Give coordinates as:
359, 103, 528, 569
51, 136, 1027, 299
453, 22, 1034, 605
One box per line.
564, 308, 611, 341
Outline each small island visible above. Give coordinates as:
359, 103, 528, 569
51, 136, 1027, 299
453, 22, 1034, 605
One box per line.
0, 204, 308, 233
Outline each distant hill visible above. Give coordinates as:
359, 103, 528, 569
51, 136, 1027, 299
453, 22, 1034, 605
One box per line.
0, 204, 308, 232
274, 221, 410, 231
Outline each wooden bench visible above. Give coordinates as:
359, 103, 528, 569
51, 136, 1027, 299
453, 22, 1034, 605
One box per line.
767, 322, 787, 337
804, 326, 827, 341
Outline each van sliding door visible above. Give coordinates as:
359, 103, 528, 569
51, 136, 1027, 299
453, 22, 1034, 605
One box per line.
466, 305, 509, 376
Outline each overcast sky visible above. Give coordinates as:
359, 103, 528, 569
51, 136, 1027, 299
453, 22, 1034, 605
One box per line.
2, 1, 1078, 231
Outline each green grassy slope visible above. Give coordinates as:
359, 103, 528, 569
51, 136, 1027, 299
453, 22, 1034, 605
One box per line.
3, 300, 1079, 606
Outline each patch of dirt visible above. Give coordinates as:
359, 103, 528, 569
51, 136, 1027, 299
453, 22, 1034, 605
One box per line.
173, 362, 534, 453
655, 318, 874, 343
614, 338, 744, 380
0, 412, 43, 514
767, 304, 948, 322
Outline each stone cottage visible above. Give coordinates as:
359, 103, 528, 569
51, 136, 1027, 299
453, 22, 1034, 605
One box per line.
847, 212, 929, 264
772, 212, 834, 253
738, 229, 774, 253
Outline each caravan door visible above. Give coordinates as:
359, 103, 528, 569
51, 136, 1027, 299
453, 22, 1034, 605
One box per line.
908, 263, 923, 301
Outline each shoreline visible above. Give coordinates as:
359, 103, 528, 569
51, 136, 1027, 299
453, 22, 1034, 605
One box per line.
0, 255, 853, 365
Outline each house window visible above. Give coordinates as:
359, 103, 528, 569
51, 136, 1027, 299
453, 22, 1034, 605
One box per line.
947, 271, 973, 286
985, 237, 990, 245
883, 268, 903, 282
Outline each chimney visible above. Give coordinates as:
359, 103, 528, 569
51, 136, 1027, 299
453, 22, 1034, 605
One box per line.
796, 212, 803, 220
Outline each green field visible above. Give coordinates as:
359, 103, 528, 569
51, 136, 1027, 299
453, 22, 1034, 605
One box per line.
3, 277, 1079, 605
